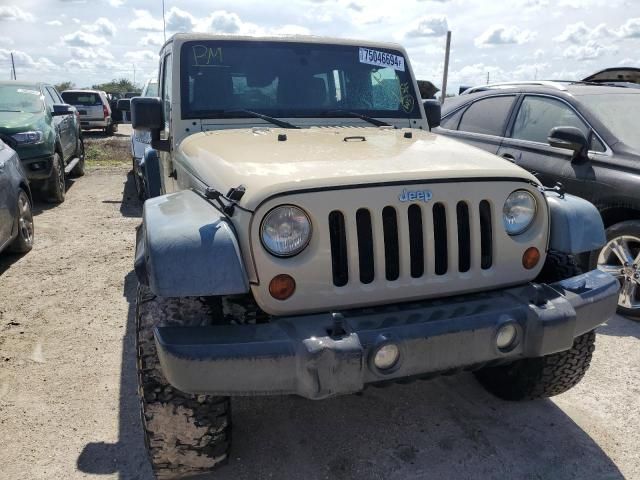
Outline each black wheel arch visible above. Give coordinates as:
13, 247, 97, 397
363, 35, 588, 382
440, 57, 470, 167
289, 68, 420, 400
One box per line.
598, 204, 640, 228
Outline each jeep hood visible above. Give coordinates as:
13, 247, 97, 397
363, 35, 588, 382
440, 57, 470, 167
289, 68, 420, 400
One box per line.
179, 127, 538, 210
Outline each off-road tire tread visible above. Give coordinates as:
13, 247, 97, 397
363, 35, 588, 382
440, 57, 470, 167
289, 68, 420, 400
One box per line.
535, 250, 582, 284
136, 284, 231, 479
475, 330, 596, 401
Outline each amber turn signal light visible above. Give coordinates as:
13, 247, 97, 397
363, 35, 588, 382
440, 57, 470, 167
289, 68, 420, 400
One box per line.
522, 247, 541, 270
269, 274, 296, 300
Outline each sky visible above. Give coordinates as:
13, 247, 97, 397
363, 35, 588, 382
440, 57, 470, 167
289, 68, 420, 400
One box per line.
0, 0, 639, 94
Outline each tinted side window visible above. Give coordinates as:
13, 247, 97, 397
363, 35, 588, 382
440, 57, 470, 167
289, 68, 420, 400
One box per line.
43, 88, 56, 109
440, 107, 464, 130
457, 96, 515, 136
512, 96, 588, 144
47, 87, 63, 103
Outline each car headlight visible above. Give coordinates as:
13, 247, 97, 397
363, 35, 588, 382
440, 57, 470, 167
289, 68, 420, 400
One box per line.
503, 190, 537, 235
261, 205, 312, 257
12, 131, 44, 145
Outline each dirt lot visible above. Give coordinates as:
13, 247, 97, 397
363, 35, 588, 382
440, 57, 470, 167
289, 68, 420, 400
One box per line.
0, 131, 639, 479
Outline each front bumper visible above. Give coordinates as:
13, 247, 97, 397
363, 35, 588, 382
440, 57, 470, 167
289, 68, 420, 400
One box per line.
155, 270, 619, 400
20, 154, 54, 180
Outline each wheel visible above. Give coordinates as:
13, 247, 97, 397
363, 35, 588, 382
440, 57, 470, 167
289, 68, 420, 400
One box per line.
105, 123, 115, 136
70, 136, 85, 178
474, 330, 596, 401
132, 157, 145, 200
136, 285, 231, 479
590, 220, 640, 319
46, 152, 66, 204
8, 189, 34, 253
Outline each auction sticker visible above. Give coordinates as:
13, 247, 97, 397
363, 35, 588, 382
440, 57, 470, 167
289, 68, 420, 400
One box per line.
359, 47, 405, 72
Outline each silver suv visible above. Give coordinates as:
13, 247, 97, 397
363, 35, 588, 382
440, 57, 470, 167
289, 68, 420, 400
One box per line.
61, 89, 117, 136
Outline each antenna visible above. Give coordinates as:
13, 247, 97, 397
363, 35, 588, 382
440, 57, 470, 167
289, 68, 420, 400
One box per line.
162, 0, 166, 43
440, 30, 451, 105
10, 52, 16, 80
133, 64, 136, 86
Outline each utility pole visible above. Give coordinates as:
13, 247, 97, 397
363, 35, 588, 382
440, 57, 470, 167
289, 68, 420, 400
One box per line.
440, 30, 451, 104
486, 71, 490, 85
10, 52, 16, 80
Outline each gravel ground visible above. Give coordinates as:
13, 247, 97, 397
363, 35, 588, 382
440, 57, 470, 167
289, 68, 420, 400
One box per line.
0, 149, 638, 479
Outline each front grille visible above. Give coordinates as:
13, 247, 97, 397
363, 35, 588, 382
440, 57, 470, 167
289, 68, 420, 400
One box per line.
329, 200, 494, 286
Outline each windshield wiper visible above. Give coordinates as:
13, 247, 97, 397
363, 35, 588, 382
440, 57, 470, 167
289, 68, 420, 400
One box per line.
323, 110, 391, 127
223, 109, 300, 129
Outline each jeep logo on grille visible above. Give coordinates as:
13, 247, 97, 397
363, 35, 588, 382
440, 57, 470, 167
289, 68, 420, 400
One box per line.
399, 188, 433, 203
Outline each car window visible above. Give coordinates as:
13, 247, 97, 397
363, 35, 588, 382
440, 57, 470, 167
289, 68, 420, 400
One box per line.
457, 96, 515, 136
61, 92, 102, 106
46, 87, 63, 104
512, 96, 589, 144
43, 88, 56, 109
440, 107, 465, 130
0, 85, 44, 113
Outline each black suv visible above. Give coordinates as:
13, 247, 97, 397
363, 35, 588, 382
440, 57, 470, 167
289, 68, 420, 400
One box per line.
435, 81, 640, 318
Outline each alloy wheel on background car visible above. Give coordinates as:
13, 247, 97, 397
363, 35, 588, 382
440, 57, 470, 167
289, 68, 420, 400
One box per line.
597, 235, 640, 312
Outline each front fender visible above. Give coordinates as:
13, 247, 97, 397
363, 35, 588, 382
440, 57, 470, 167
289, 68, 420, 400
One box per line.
135, 189, 250, 297
545, 191, 606, 254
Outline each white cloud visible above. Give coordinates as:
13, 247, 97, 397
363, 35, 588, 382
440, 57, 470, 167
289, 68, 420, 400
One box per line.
563, 40, 616, 60
128, 9, 164, 32
0, 48, 57, 71
0, 35, 14, 45
201, 10, 246, 34
46, 20, 63, 26
62, 31, 109, 47
139, 33, 164, 47
69, 47, 114, 61
404, 15, 448, 38
82, 17, 117, 37
554, 22, 612, 43
124, 50, 158, 63
618, 58, 637, 66
272, 24, 311, 35
475, 25, 536, 47
0, 5, 35, 22
165, 7, 196, 32
108, 0, 125, 6
618, 17, 640, 38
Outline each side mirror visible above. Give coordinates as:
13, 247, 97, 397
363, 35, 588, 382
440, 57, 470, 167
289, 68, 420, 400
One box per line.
52, 104, 75, 116
548, 126, 589, 162
117, 98, 131, 112
423, 99, 441, 130
132, 97, 168, 151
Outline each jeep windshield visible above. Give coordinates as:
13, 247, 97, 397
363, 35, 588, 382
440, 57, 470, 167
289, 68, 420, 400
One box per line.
0, 85, 44, 113
180, 40, 420, 121
580, 93, 640, 151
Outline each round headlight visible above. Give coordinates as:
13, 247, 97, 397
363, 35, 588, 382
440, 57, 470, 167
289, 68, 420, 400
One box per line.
261, 205, 312, 257
503, 190, 537, 235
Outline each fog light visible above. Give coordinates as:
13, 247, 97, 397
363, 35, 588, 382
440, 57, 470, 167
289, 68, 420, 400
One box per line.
374, 344, 400, 370
268, 274, 296, 300
522, 247, 540, 270
496, 323, 518, 350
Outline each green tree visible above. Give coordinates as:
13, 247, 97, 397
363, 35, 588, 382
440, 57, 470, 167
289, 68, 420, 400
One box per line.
55, 81, 75, 92
92, 78, 139, 95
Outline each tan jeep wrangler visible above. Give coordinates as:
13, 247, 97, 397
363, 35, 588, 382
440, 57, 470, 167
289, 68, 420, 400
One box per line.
131, 34, 619, 479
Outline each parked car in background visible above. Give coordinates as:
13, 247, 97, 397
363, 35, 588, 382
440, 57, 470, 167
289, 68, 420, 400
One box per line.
436, 81, 640, 317
0, 139, 33, 254
583, 67, 640, 88
0, 81, 84, 204
61, 89, 118, 136
118, 77, 158, 199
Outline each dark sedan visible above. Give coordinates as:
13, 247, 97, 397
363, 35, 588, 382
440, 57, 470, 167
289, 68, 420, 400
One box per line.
0, 139, 34, 255
435, 81, 640, 318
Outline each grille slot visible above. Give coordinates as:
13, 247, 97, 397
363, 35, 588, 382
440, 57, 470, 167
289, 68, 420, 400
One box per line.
408, 204, 424, 278
433, 203, 448, 275
356, 209, 374, 284
479, 200, 493, 269
456, 202, 471, 273
382, 206, 400, 281
329, 211, 348, 286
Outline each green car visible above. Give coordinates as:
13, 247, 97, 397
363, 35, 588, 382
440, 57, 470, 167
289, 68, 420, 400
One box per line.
0, 81, 85, 203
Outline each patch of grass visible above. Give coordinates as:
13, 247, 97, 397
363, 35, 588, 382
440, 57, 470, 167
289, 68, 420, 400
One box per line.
85, 137, 130, 167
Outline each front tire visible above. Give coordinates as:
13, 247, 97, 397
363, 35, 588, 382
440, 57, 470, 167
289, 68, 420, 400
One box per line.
136, 285, 231, 479
474, 331, 596, 400
46, 152, 66, 204
475, 251, 594, 400
590, 220, 640, 319
8, 189, 34, 253
105, 123, 115, 136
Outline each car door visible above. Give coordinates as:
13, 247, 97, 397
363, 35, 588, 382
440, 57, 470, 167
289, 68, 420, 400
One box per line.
436, 94, 518, 154
46, 86, 74, 159
498, 95, 606, 201
0, 144, 14, 246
